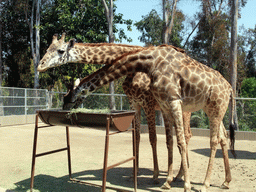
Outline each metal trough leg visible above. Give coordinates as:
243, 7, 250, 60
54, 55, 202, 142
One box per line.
132, 119, 137, 192
101, 117, 137, 192
30, 115, 72, 191
30, 115, 39, 192
102, 117, 110, 192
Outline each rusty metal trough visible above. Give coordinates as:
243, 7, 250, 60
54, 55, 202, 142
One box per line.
37, 109, 135, 131
30, 109, 137, 192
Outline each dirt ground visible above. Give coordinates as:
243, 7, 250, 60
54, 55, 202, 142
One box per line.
0, 123, 255, 192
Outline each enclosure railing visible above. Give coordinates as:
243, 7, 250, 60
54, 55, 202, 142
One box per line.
0, 87, 48, 116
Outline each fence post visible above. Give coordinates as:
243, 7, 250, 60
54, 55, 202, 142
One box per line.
120, 95, 123, 110
25, 88, 27, 116
47, 91, 52, 109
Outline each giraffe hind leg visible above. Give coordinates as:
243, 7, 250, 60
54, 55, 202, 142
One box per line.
175, 112, 192, 181
144, 104, 159, 182
160, 112, 174, 189
219, 121, 231, 189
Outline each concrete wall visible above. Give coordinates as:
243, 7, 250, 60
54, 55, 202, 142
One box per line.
0, 117, 255, 140
0, 115, 38, 127
140, 124, 256, 141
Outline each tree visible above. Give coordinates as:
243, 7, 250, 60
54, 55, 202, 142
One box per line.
1, 0, 32, 87
0, 9, 2, 87
135, 9, 184, 47
25, 0, 41, 89
238, 25, 256, 78
229, 0, 239, 130
102, 0, 115, 110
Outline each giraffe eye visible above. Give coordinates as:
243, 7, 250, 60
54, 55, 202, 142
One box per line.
57, 50, 65, 54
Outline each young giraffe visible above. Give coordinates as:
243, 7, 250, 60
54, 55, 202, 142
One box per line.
46, 44, 237, 192
38, 33, 192, 183
123, 72, 192, 184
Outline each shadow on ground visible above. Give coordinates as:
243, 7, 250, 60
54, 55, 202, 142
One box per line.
11, 167, 191, 192
191, 148, 256, 160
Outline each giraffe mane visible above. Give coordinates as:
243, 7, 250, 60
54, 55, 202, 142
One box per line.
75, 42, 143, 49
159, 44, 186, 53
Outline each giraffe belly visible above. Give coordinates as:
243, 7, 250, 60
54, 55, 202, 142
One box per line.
181, 97, 205, 112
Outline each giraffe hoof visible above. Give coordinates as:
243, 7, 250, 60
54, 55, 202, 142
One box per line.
220, 181, 229, 189
152, 178, 160, 184
160, 181, 171, 189
173, 176, 183, 182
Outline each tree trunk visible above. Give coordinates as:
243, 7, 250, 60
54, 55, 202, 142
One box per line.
102, 0, 116, 110
229, 0, 239, 130
0, 18, 3, 116
160, 0, 177, 125
34, 0, 40, 89
0, 17, 2, 87
162, 0, 177, 44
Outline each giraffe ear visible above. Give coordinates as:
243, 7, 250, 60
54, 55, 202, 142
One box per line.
68, 39, 75, 48
59, 32, 66, 43
52, 34, 58, 44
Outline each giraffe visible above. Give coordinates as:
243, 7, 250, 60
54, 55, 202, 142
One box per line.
122, 72, 192, 183
38, 33, 192, 184
48, 43, 237, 192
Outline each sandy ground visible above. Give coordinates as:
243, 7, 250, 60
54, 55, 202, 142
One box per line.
0, 123, 255, 192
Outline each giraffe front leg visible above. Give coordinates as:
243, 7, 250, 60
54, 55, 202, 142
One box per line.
160, 112, 174, 189
162, 100, 191, 192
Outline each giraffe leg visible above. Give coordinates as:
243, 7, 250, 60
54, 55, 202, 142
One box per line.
144, 105, 159, 182
161, 100, 191, 192
161, 113, 174, 189
200, 119, 220, 192
219, 122, 231, 189
175, 112, 192, 181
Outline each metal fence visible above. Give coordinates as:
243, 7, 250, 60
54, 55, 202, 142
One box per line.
0, 87, 130, 116
0, 87, 48, 116
0, 87, 255, 131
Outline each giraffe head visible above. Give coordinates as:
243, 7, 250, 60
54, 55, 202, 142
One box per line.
38, 33, 76, 72
63, 78, 86, 110
63, 64, 111, 110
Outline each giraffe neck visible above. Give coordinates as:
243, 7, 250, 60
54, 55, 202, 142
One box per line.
69, 43, 143, 64
70, 48, 153, 102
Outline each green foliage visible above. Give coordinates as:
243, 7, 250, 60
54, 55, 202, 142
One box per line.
135, 9, 185, 47
238, 25, 256, 78
241, 77, 256, 98
0, 0, 32, 87
237, 77, 256, 131
135, 9, 163, 46
189, 11, 231, 78
190, 110, 209, 129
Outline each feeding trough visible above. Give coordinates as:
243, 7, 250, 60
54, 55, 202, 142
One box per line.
30, 109, 137, 192
37, 109, 135, 132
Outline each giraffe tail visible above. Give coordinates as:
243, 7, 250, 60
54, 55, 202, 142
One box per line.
229, 90, 237, 158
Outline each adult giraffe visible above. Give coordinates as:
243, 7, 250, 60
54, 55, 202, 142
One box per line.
38, 34, 236, 192
38, 33, 192, 184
